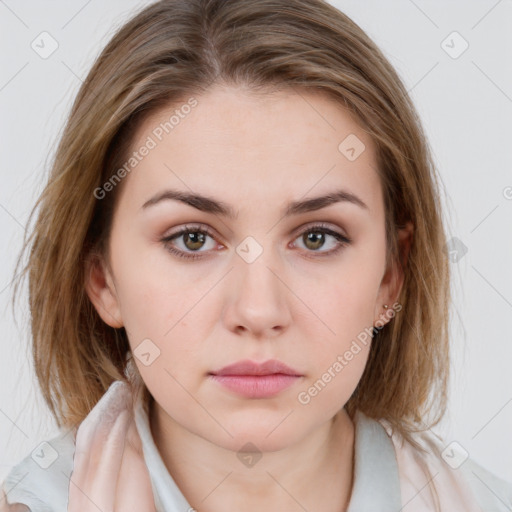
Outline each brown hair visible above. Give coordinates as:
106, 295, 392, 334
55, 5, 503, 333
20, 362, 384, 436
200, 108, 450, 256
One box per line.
13, 0, 450, 442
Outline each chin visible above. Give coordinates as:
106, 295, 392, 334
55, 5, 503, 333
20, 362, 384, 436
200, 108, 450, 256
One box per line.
196, 412, 309, 454
213, 429, 302, 455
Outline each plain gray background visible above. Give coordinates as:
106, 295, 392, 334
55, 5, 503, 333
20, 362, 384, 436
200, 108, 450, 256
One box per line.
1, 0, 511, 485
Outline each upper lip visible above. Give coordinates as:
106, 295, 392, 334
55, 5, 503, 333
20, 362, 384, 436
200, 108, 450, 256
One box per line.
210, 359, 302, 376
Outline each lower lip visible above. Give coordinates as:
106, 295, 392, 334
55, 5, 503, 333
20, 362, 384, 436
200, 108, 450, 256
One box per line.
210, 374, 301, 398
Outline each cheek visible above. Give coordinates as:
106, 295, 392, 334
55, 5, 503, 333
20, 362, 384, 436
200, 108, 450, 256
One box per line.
296, 343, 371, 418
110, 230, 204, 336
110, 239, 219, 390
302, 294, 373, 408
294, 247, 384, 403
304, 255, 383, 349
293, 279, 376, 417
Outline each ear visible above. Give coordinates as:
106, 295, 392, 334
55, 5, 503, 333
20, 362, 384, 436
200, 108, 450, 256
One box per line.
84, 253, 124, 328
374, 221, 413, 325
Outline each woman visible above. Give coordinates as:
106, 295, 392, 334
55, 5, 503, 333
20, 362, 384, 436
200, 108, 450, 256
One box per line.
2, 0, 511, 510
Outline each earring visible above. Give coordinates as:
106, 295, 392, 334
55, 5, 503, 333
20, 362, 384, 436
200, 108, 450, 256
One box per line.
373, 304, 390, 330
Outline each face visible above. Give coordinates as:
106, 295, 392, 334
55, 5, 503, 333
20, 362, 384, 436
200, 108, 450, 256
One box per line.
86, 84, 406, 453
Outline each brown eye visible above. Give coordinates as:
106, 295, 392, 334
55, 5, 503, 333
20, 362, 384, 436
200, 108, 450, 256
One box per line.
182, 231, 207, 251
161, 225, 218, 260
293, 224, 351, 257
303, 231, 326, 251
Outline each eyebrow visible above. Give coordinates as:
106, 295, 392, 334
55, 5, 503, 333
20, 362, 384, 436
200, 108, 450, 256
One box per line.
141, 188, 369, 218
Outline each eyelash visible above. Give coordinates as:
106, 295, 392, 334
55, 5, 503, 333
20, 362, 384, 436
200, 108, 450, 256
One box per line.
161, 223, 351, 261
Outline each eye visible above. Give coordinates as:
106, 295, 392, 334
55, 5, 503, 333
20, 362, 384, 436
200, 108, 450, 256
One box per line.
291, 223, 351, 257
161, 224, 219, 260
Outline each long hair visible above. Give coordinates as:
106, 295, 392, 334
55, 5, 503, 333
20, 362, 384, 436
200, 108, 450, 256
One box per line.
13, 0, 450, 443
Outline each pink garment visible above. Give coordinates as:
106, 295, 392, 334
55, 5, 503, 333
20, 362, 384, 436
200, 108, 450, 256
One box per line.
382, 421, 484, 512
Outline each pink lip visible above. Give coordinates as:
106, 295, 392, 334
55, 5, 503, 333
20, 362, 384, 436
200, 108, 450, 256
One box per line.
209, 359, 303, 398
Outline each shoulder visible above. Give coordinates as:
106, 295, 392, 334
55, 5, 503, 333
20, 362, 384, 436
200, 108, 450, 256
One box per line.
379, 419, 512, 511
1, 428, 76, 512
459, 455, 512, 511
1, 380, 136, 511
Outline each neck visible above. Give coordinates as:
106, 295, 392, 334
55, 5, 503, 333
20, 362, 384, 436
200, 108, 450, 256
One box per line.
149, 399, 355, 512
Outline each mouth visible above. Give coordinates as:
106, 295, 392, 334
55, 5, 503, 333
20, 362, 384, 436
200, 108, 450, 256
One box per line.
208, 359, 303, 398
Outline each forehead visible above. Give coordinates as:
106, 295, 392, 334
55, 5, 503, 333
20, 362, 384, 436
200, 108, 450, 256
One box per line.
119, 85, 383, 217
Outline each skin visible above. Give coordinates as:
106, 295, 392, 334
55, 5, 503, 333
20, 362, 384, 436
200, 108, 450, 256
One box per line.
85, 84, 413, 511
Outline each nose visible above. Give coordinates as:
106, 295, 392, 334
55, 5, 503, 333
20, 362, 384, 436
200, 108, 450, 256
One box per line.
222, 245, 292, 339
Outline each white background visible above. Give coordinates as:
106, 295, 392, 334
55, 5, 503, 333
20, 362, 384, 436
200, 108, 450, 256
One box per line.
1, 0, 511, 486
